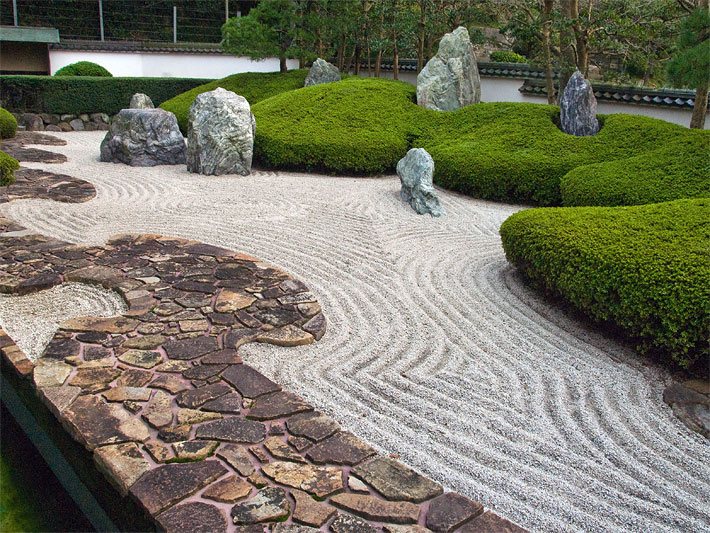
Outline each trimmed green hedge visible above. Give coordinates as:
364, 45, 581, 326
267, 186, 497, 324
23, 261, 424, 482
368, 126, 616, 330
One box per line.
0, 107, 17, 139
160, 69, 308, 134
0, 150, 19, 186
490, 51, 527, 63
500, 199, 710, 368
55, 61, 112, 77
0, 76, 213, 115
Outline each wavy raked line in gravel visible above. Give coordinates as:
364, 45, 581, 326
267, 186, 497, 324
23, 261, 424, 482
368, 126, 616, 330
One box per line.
1, 131, 708, 533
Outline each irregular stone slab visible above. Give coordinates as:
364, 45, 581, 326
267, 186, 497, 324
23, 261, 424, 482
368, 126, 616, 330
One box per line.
383, 526, 430, 533
330, 513, 378, 533
195, 417, 266, 443
306, 432, 376, 465
396, 148, 444, 217
122, 334, 165, 350
225, 328, 261, 349
94, 442, 150, 496
158, 424, 191, 443
426, 492, 483, 532
103, 386, 151, 402
173, 440, 219, 461
157, 501, 227, 533
417, 26, 481, 111
249, 391, 312, 420
215, 289, 256, 312
176, 382, 232, 408
218, 443, 256, 476
62, 316, 138, 334
150, 374, 189, 394
292, 489, 336, 527
69, 367, 122, 389
304, 58, 341, 87
64, 395, 150, 450
330, 493, 420, 524
264, 436, 307, 463
287, 411, 340, 442
560, 70, 599, 136
164, 336, 219, 360
156, 360, 192, 373
230, 487, 290, 525
302, 313, 326, 341
183, 364, 227, 380
39, 385, 82, 418
203, 474, 253, 503
459, 511, 527, 533
143, 390, 174, 428
130, 460, 227, 514
202, 392, 242, 414
33, 359, 72, 388
130, 93, 155, 109
203, 349, 243, 365
222, 364, 280, 398
274, 525, 319, 533
100, 108, 186, 166
117, 368, 153, 387
262, 461, 344, 498
187, 87, 255, 176
257, 325, 314, 347
84, 345, 113, 361
118, 349, 162, 369
176, 408, 223, 425
353, 456, 443, 503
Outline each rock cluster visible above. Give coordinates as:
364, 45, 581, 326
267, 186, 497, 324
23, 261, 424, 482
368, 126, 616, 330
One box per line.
417, 26, 481, 111
129, 93, 155, 109
559, 70, 600, 136
14, 112, 111, 132
396, 148, 444, 217
304, 59, 341, 87
187, 88, 255, 176
100, 108, 186, 166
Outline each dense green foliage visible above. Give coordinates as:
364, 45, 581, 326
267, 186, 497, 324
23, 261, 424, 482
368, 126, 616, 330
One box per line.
0, 76, 212, 115
490, 50, 528, 63
54, 61, 113, 77
500, 199, 710, 368
0, 107, 17, 139
160, 69, 307, 134
667, 7, 710, 90
0, 150, 19, 186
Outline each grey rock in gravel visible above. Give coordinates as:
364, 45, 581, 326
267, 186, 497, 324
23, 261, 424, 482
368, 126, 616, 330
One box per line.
21, 113, 45, 131
100, 108, 186, 166
396, 148, 444, 217
304, 58, 341, 87
417, 26, 481, 111
187, 87, 255, 176
129, 93, 154, 109
560, 70, 599, 136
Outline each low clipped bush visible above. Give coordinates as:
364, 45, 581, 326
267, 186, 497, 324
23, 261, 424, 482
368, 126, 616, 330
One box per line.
160, 69, 308, 134
500, 199, 709, 368
0, 107, 17, 139
490, 51, 528, 63
0, 150, 19, 186
55, 61, 112, 77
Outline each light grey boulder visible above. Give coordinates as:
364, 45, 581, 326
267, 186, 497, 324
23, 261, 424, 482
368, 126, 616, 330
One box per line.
187, 87, 255, 176
396, 148, 444, 217
304, 58, 341, 87
417, 26, 481, 111
100, 108, 186, 166
129, 93, 154, 109
560, 70, 599, 136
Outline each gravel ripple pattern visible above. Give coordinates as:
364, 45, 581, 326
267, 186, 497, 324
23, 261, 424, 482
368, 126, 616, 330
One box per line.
1, 132, 708, 532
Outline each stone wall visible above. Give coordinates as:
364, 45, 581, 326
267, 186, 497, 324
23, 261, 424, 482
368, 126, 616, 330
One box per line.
13, 112, 111, 132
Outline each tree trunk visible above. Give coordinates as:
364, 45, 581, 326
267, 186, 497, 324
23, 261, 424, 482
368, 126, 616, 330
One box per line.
375, 50, 382, 77
393, 42, 399, 80
279, 55, 287, 73
690, 82, 708, 129
559, 0, 579, 96
417, 0, 426, 72
542, 0, 555, 104
354, 45, 361, 74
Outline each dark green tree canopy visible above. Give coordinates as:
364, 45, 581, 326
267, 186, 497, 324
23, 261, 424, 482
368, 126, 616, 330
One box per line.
667, 7, 710, 89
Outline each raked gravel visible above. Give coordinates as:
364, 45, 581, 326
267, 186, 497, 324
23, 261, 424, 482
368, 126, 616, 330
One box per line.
1, 131, 708, 532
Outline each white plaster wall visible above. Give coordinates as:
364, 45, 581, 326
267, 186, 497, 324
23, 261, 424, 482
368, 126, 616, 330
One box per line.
49, 50, 299, 78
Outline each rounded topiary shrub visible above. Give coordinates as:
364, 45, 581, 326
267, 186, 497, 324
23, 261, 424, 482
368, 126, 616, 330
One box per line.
55, 61, 113, 77
490, 50, 528, 63
0, 150, 20, 186
500, 198, 710, 369
0, 107, 17, 139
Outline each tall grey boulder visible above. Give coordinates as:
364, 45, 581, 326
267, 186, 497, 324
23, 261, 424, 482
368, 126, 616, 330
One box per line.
417, 26, 481, 111
187, 87, 255, 176
129, 93, 154, 109
396, 148, 444, 217
100, 108, 185, 166
560, 70, 599, 136
304, 58, 341, 87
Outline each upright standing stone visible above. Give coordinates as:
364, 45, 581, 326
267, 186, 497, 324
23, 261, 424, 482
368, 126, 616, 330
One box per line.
396, 148, 444, 217
100, 109, 186, 166
129, 93, 155, 109
187, 87, 255, 176
304, 59, 341, 87
559, 70, 600, 136
417, 27, 481, 111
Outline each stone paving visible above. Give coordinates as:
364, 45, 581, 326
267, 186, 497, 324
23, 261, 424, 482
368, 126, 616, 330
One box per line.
0, 139, 525, 531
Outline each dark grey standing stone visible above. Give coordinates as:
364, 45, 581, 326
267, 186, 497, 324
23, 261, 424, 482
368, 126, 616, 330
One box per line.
129, 93, 155, 109
187, 87, 255, 176
559, 70, 600, 136
230, 487, 290, 524
304, 58, 341, 87
396, 148, 444, 217
417, 26, 481, 111
157, 501, 227, 533
100, 108, 186, 166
